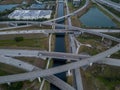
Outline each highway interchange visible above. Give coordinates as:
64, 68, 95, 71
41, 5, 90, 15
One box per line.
0, 0, 120, 90
0, 55, 75, 90
0, 44, 119, 84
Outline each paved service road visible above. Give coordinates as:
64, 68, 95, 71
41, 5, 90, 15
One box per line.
0, 44, 119, 84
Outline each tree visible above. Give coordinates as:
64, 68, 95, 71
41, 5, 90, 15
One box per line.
14, 37, 24, 42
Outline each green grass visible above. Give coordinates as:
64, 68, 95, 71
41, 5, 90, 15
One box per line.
111, 51, 120, 59
68, 0, 86, 12
85, 64, 120, 90
0, 69, 9, 76
107, 33, 120, 38
43, 81, 50, 90
5, 82, 23, 90
67, 75, 73, 86
79, 0, 86, 8
77, 34, 115, 55
0, 63, 25, 76
0, 37, 48, 50
97, 76, 120, 90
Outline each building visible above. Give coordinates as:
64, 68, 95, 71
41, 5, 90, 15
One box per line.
8, 10, 52, 20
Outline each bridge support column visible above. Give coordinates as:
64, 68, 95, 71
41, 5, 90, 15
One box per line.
79, 32, 82, 35
38, 77, 41, 82
15, 23, 18, 27
52, 23, 55, 30
40, 24, 41, 27
102, 37, 104, 41
27, 23, 29, 25
107, 55, 111, 58
67, 70, 72, 76
52, 25, 54, 29
89, 63, 93, 66
7, 82, 11, 86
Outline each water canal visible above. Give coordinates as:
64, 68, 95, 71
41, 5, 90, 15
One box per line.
50, 0, 66, 90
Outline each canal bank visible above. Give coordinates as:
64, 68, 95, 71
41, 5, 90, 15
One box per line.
50, 0, 67, 90
79, 6, 117, 28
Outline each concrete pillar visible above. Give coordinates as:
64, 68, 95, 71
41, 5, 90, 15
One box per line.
67, 70, 72, 76
52, 24, 54, 29
79, 32, 82, 35
38, 77, 41, 82
67, 59, 71, 62
89, 63, 93, 66
107, 55, 111, 58
40, 24, 41, 27
102, 37, 104, 41
27, 23, 29, 25
7, 82, 11, 86
15, 23, 18, 27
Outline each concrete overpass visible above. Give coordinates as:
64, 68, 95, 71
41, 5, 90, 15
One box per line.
0, 29, 120, 36
0, 44, 119, 84
98, 58, 120, 67
0, 0, 119, 88
87, 29, 120, 33
0, 55, 36, 71
0, 22, 119, 42
1, 49, 120, 64
0, 49, 90, 60
0, 29, 78, 35
0, 55, 75, 90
